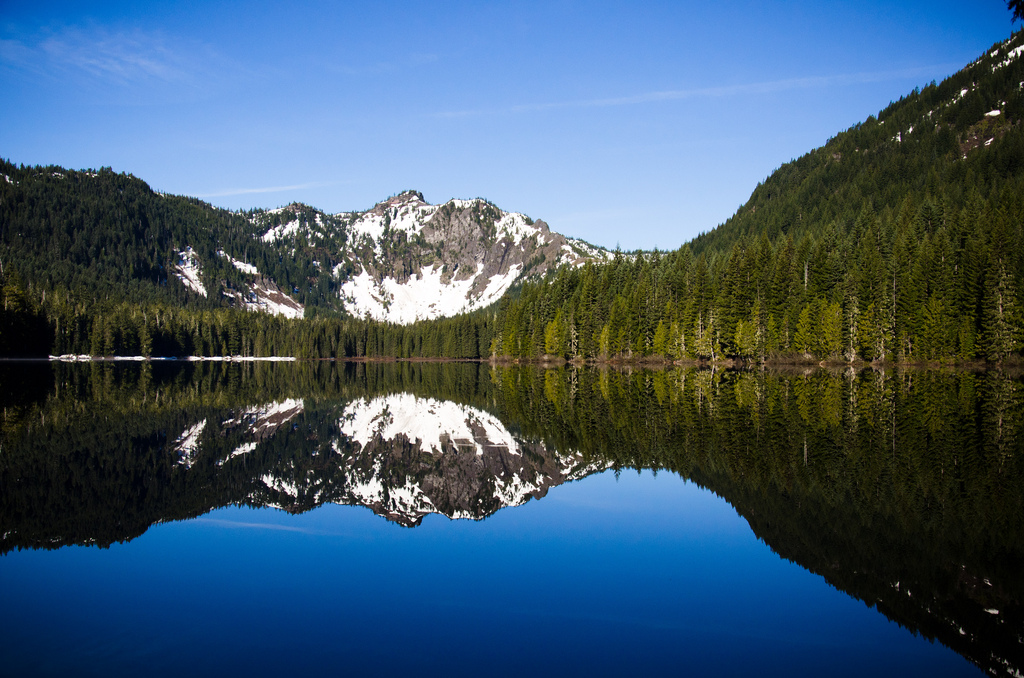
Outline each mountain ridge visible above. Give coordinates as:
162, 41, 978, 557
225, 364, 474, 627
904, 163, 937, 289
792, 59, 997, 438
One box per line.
0, 164, 610, 327
3, 30, 1024, 362
250, 189, 609, 323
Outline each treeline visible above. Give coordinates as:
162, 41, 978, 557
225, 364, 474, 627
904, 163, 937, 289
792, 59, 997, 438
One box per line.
0, 270, 50, 356
490, 32, 1024, 364
7, 279, 495, 360
5, 183, 1023, 364
3, 360, 1022, 675
0, 160, 347, 313
4, 191, 1024, 364
491, 365, 1024, 676
3, 33, 1024, 363
491, 186, 1023, 363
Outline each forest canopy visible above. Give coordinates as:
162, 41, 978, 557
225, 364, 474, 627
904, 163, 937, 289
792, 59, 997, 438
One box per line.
2, 31, 1023, 364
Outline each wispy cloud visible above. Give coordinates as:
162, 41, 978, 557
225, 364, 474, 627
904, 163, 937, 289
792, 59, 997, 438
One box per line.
0, 24, 238, 95
194, 518, 319, 534
42, 29, 190, 84
196, 181, 342, 198
194, 515, 372, 540
436, 66, 952, 118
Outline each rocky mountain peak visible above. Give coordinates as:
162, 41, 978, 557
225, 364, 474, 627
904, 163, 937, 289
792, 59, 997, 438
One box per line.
175, 189, 610, 324
369, 190, 427, 215
334, 194, 611, 323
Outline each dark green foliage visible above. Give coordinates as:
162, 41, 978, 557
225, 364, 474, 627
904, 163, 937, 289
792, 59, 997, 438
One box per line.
0, 161, 348, 316
0, 269, 51, 356
489, 31, 1024, 364
2, 362, 1022, 676
3, 33, 1024, 363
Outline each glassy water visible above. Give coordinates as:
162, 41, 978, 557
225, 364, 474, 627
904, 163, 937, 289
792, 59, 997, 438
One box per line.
1, 361, 1021, 677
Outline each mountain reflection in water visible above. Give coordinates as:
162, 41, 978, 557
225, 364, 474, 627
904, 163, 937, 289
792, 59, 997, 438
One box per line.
0, 361, 1021, 676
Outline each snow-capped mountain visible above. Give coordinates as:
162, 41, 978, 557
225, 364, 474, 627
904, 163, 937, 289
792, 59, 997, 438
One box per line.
335, 192, 607, 322
321, 393, 607, 525
243, 191, 609, 323
170, 393, 607, 526
168, 191, 608, 323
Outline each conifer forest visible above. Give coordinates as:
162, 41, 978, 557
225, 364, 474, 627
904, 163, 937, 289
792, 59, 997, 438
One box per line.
2, 31, 1023, 364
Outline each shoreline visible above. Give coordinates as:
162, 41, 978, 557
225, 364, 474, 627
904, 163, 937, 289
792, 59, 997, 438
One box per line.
0, 354, 1015, 373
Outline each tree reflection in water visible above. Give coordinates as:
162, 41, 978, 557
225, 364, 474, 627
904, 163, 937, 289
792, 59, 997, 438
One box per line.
1, 361, 1021, 675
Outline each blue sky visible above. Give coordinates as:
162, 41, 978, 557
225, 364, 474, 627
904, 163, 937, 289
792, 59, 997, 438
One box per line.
0, 1, 1018, 250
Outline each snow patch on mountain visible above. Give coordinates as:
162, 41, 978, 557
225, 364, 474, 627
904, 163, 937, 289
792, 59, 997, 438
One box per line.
223, 399, 304, 434
219, 249, 259, 275
349, 194, 438, 242
174, 247, 207, 297
173, 419, 207, 468
244, 281, 304, 319
340, 393, 518, 456
261, 218, 301, 242
994, 44, 1024, 70
344, 463, 438, 520
229, 442, 257, 459
223, 277, 304, 319
260, 473, 301, 499
340, 263, 521, 323
495, 211, 540, 246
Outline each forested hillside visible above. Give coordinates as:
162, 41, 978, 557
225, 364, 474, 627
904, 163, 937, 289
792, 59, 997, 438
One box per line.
0, 161, 606, 355
2, 31, 1023, 362
0, 162, 346, 313
489, 30, 1024, 363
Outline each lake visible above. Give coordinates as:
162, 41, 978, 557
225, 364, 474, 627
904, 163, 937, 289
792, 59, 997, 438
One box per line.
1, 361, 1021, 676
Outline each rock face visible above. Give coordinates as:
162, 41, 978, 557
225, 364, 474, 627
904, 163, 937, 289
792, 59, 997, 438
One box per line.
249, 191, 609, 323
325, 393, 604, 526
239, 393, 606, 526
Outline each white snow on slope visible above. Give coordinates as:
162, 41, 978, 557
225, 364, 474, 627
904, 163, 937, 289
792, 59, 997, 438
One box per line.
340, 393, 518, 456
343, 465, 439, 521
223, 278, 305, 319
173, 420, 207, 468
349, 197, 439, 242
478, 263, 523, 302
219, 249, 259, 275
218, 399, 304, 466
495, 211, 540, 246
244, 281, 304, 319
260, 473, 301, 499
561, 239, 612, 265
339, 263, 521, 323
174, 247, 207, 297
252, 398, 304, 433
229, 442, 258, 459
222, 398, 304, 432
994, 44, 1024, 70
261, 218, 301, 242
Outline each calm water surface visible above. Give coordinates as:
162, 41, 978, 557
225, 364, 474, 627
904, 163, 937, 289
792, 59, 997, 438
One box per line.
1, 361, 1019, 676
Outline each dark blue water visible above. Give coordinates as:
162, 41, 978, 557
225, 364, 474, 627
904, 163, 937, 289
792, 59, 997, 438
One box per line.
1, 469, 976, 677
